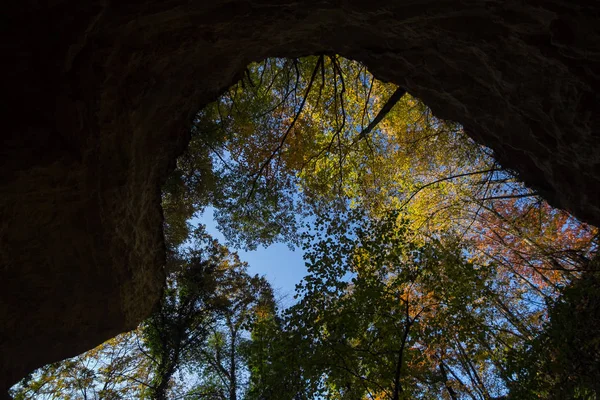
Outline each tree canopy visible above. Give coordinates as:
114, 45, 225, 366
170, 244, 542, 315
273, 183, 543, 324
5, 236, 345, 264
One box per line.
10, 55, 598, 400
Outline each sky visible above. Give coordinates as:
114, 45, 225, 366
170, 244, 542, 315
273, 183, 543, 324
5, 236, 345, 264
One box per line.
192, 207, 307, 307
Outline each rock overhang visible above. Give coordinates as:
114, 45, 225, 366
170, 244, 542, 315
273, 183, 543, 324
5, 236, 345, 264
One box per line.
2, 0, 599, 392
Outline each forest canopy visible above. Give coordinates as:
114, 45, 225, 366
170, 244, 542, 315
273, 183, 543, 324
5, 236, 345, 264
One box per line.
11, 56, 599, 399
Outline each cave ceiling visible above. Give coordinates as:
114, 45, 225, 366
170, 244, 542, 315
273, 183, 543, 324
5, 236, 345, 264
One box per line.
1, 0, 599, 391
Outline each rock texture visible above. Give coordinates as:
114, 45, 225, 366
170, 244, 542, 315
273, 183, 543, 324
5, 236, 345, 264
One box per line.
2, 0, 599, 392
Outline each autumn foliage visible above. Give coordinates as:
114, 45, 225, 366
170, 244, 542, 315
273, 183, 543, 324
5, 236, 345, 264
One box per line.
11, 56, 598, 400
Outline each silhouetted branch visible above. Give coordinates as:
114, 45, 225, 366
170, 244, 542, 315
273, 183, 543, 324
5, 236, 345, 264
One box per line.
356, 86, 407, 141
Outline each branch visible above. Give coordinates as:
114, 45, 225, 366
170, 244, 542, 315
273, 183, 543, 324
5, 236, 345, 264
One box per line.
438, 360, 459, 400
360, 76, 375, 130
247, 55, 324, 201
331, 55, 347, 198
356, 86, 406, 141
399, 168, 503, 210
477, 193, 539, 201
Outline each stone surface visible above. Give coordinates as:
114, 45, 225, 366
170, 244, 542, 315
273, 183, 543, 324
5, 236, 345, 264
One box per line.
2, 0, 599, 392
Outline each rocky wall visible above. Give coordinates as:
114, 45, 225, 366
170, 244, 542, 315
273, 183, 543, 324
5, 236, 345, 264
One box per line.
2, 0, 599, 391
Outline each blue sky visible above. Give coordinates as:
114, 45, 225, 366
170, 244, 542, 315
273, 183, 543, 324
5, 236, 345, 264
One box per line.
193, 207, 307, 307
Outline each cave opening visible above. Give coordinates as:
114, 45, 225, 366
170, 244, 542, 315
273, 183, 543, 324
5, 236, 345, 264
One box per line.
3, 2, 600, 396
10, 55, 598, 399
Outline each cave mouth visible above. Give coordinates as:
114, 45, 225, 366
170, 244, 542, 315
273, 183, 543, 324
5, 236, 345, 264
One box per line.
3, 1, 600, 394
9, 55, 598, 398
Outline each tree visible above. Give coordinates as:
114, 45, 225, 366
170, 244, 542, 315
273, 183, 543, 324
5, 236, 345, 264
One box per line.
143, 227, 221, 400
190, 55, 595, 292
243, 284, 316, 400
10, 227, 277, 400
11, 54, 598, 399
186, 260, 274, 400
143, 225, 277, 400
162, 112, 222, 250
10, 329, 153, 400
273, 209, 555, 399
181, 56, 597, 399
191, 56, 492, 249
505, 266, 600, 399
